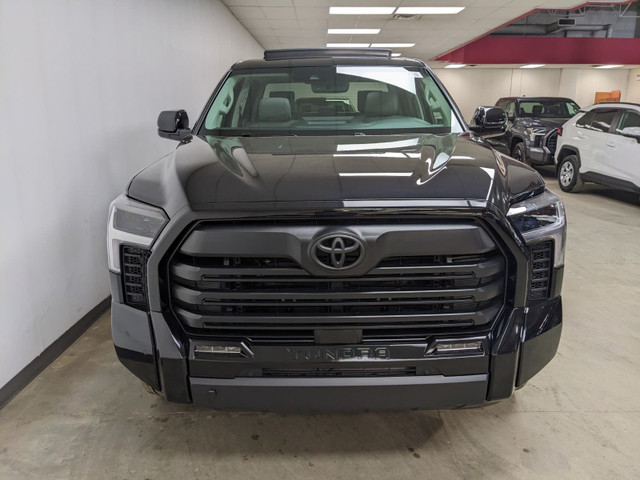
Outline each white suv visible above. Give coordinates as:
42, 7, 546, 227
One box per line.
555, 102, 640, 194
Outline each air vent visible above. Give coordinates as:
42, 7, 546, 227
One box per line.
529, 242, 553, 301
121, 246, 149, 309
557, 18, 576, 26
392, 14, 422, 20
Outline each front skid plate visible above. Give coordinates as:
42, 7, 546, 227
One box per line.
190, 374, 488, 412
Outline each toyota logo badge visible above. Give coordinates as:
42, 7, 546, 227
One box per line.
311, 234, 365, 270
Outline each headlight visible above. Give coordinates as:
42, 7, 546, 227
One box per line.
525, 127, 547, 142
107, 194, 168, 273
507, 190, 566, 267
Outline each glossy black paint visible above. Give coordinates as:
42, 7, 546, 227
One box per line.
128, 132, 544, 218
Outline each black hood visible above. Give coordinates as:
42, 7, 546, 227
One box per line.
128, 133, 544, 217
519, 117, 569, 130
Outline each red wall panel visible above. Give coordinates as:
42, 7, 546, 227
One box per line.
435, 37, 640, 65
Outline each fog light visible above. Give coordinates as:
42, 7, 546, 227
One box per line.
195, 345, 242, 355
434, 340, 483, 355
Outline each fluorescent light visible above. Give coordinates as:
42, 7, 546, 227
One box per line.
445, 64, 466, 69
391, 53, 402, 57
595, 65, 623, 69
330, 7, 395, 15
339, 172, 413, 177
371, 43, 415, 48
328, 28, 381, 34
395, 7, 465, 14
326, 43, 370, 48
521, 64, 545, 69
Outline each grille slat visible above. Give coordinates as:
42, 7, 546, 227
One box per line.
546, 131, 558, 155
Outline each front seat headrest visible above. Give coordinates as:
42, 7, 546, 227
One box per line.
532, 105, 543, 115
364, 91, 399, 116
258, 98, 291, 122
357, 90, 376, 112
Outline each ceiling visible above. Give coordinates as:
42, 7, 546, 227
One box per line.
222, 0, 634, 64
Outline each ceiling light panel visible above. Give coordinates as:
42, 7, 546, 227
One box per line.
326, 43, 371, 47
520, 64, 545, 69
395, 7, 465, 14
329, 7, 396, 15
328, 28, 381, 34
595, 65, 623, 69
371, 43, 415, 48
445, 64, 467, 69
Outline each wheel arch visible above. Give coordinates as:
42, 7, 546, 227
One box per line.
509, 135, 525, 153
556, 146, 581, 173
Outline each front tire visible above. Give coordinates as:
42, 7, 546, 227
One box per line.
558, 155, 583, 193
511, 142, 528, 165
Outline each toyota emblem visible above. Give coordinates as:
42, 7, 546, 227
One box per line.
311, 234, 365, 270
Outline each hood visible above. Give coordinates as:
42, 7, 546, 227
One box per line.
519, 117, 569, 130
128, 133, 544, 216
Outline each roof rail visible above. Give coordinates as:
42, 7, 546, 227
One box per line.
264, 48, 392, 61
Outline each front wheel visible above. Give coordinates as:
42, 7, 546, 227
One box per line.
558, 155, 583, 193
511, 142, 528, 165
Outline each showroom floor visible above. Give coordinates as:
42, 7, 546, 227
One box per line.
1, 174, 639, 480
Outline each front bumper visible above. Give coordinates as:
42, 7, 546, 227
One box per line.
111, 292, 563, 411
526, 146, 554, 165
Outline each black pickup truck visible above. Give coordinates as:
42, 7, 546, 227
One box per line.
107, 49, 566, 411
476, 96, 580, 166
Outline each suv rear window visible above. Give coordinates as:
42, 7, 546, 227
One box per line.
201, 66, 463, 136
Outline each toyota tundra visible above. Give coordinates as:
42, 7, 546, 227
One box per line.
107, 48, 566, 411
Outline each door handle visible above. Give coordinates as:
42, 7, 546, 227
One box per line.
606, 141, 616, 147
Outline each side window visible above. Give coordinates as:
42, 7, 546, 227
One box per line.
590, 109, 617, 133
615, 110, 640, 134
505, 101, 515, 117
576, 110, 595, 128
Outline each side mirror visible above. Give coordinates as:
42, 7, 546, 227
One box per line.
621, 126, 640, 143
157, 110, 191, 141
469, 106, 507, 135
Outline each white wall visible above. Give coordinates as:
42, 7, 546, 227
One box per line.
626, 68, 640, 103
0, 0, 262, 389
434, 67, 633, 121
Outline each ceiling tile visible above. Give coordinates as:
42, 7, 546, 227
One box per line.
229, 6, 266, 18
262, 6, 298, 19
295, 7, 328, 18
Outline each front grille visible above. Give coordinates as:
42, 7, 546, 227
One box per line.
122, 246, 148, 309
168, 224, 506, 341
546, 131, 558, 155
529, 242, 553, 300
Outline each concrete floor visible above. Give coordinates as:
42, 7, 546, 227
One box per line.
1, 173, 639, 480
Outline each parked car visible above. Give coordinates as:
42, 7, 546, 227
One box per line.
107, 48, 566, 411
555, 102, 640, 194
474, 97, 580, 166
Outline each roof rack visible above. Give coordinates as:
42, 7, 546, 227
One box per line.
263, 48, 392, 61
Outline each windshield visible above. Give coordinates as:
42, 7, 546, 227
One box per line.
200, 66, 463, 136
517, 100, 580, 119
